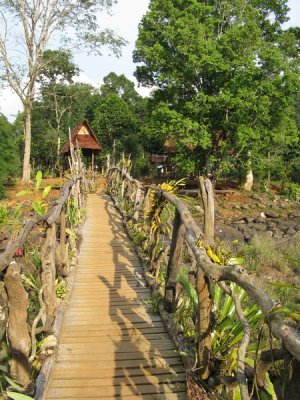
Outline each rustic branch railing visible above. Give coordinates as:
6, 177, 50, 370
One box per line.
107, 165, 300, 399
0, 143, 94, 396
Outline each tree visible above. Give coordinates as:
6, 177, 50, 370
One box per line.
101, 72, 141, 105
134, 0, 300, 183
31, 83, 95, 173
0, 0, 124, 182
38, 50, 80, 160
0, 114, 20, 187
92, 94, 137, 162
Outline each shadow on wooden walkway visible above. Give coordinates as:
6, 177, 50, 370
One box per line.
45, 192, 186, 399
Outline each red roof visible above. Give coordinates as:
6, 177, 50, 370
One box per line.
60, 120, 102, 154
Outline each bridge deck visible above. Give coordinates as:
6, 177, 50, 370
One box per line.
45, 193, 186, 399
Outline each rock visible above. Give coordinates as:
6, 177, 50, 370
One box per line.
264, 230, 274, 238
265, 210, 280, 218
244, 217, 254, 223
253, 223, 267, 232
215, 223, 245, 243
273, 232, 283, 239
285, 227, 297, 235
251, 193, 261, 201
289, 211, 300, 218
254, 217, 266, 224
267, 222, 277, 230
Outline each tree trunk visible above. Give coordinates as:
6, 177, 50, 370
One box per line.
243, 169, 253, 191
243, 152, 254, 191
22, 106, 32, 183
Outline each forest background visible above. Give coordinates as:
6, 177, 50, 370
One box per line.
0, 0, 299, 195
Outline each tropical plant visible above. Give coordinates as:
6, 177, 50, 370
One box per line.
16, 171, 51, 215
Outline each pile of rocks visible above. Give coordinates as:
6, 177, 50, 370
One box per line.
216, 211, 300, 243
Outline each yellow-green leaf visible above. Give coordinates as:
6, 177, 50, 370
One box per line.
42, 185, 52, 199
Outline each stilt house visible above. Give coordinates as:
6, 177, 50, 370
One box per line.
60, 120, 102, 170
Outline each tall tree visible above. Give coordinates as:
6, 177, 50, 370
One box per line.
134, 0, 300, 183
93, 93, 137, 152
38, 50, 80, 159
0, 0, 124, 182
0, 114, 20, 186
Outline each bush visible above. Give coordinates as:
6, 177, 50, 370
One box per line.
0, 185, 5, 200
282, 182, 300, 200
131, 157, 150, 178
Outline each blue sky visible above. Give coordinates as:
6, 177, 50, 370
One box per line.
1, 0, 300, 121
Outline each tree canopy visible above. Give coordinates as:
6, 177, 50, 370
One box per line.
0, 0, 124, 181
134, 0, 300, 181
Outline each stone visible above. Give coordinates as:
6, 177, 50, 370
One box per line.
215, 223, 245, 243
285, 227, 297, 235
254, 217, 266, 224
289, 211, 300, 218
265, 210, 280, 218
253, 223, 267, 232
264, 230, 274, 238
251, 193, 261, 201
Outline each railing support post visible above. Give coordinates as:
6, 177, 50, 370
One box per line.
164, 209, 185, 313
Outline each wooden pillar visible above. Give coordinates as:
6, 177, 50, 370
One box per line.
4, 262, 31, 386
164, 209, 185, 313
199, 176, 214, 243
92, 152, 95, 172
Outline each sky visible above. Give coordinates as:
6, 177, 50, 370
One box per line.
0, 0, 300, 122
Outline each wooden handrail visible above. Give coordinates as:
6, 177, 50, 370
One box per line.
107, 166, 300, 370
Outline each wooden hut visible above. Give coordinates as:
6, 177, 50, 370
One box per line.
60, 120, 101, 170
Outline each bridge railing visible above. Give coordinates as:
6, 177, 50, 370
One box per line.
107, 165, 300, 399
0, 145, 95, 396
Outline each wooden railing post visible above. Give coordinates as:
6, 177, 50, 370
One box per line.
164, 209, 185, 313
199, 176, 214, 243
196, 270, 213, 379
41, 224, 58, 330
4, 261, 31, 387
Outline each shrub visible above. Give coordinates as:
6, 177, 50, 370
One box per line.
282, 182, 300, 200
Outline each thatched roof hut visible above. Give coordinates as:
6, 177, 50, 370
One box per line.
60, 120, 101, 169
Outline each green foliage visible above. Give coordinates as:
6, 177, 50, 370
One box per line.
177, 272, 198, 313
55, 279, 67, 299
16, 171, 52, 215
0, 205, 9, 229
67, 199, 84, 228
0, 114, 20, 185
0, 186, 5, 200
6, 393, 34, 400
282, 182, 300, 200
134, 0, 300, 181
93, 94, 137, 151
238, 233, 300, 310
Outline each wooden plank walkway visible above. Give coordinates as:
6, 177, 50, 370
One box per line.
45, 193, 186, 399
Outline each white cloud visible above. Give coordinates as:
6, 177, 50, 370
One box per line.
0, 86, 22, 122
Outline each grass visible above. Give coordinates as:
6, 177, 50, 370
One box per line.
238, 233, 300, 311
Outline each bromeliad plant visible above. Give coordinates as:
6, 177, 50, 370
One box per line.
146, 178, 185, 277
16, 171, 51, 215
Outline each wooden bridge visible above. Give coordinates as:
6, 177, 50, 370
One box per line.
1, 158, 300, 400
44, 192, 186, 399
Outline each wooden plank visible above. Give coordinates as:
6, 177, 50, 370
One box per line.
51, 365, 184, 380
48, 373, 186, 388
45, 193, 185, 400
46, 382, 185, 398
47, 394, 186, 400
58, 339, 176, 353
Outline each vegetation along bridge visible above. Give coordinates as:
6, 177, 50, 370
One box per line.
0, 149, 299, 400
